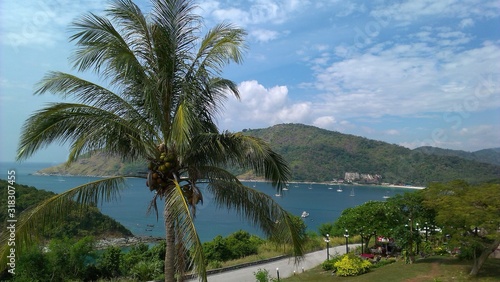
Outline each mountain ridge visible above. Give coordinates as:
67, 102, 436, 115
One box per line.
38, 123, 500, 185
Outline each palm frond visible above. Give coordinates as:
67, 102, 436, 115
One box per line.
188, 132, 291, 189
193, 22, 247, 76
16, 103, 155, 162
69, 10, 147, 87
207, 180, 304, 259
165, 179, 207, 281
0, 177, 125, 270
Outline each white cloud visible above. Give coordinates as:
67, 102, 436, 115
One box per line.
250, 29, 279, 43
218, 80, 313, 130
313, 116, 336, 128
0, 0, 108, 49
370, 0, 500, 26
204, 0, 310, 27
385, 129, 400, 136
459, 18, 475, 28
310, 41, 500, 119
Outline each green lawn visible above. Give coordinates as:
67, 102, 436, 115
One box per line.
282, 256, 500, 282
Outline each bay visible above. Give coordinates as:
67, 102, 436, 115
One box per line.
0, 162, 414, 242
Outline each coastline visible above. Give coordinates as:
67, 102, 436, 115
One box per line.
95, 235, 164, 249
33, 172, 426, 190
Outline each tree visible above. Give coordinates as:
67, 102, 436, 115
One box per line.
386, 192, 436, 263
0, 1, 304, 281
332, 201, 398, 252
423, 180, 500, 276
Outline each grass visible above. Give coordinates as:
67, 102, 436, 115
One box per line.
207, 236, 362, 270
282, 256, 500, 282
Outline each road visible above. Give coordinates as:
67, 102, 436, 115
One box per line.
187, 244, 360, 282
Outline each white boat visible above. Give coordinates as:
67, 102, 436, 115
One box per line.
337, 185, 343, 192
350, 188, 355, 196
301, 211, 309, 218
275, 192, 282, 197
328, 186, 333, 190
383, 191, 390, 199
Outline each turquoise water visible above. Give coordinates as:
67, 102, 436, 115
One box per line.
0, 162, 413, 242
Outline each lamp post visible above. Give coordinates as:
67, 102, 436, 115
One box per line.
324, 233, 330, 260
416, 223, 420, 254
360, 231, 364, 254
276, 268, 280, 281
344, 229, 349, 253
424, 222, 428, 242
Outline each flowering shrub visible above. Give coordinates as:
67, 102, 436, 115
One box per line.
433, 246, 448, 256
333, 253, 371, 276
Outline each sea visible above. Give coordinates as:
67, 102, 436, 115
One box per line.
0, 162, 416, 242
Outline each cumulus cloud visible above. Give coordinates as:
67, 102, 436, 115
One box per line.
313, 116, 336, 128
218, 80, 313, 130
206, 0, 303, 26
250, 29, 279, 43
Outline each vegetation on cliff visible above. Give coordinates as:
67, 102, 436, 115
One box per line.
0, 179, 132, 239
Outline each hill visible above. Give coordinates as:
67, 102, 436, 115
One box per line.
0, 179, 132, 239
241, 124, 500, 185
37, 124, 500, 186
414, 146, 500, 166
37, 151, 147, 177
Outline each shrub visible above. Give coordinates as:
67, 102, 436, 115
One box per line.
433, 246, 448, 256
333, 253, 371, 277
370, 258, 396, 269
321, 255, 342, 271
253, 268, 277, 282
97, 246, 122, 278
130, 260, 163, 281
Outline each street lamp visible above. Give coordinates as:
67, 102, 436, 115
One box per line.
324, 233, 330, 260
424, 222, 428, 241
360, 231, 364, 254
276, 268, 280, 281
344, 229, 349, 253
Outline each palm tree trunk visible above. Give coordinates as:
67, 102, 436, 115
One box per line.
469, 238, 500, 276
164, 199, 176, 282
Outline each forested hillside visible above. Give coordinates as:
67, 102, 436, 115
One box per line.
36, 124, 500, 186
414, 146, 500, 166
0, 179, 132, 238
242, 124, 500, 185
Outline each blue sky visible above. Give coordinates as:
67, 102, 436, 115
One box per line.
1, 0, 499, 163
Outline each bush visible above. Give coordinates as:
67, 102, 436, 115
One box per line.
433, 246, 449, 256
370, 258, 396, 269
321, 255, 342, 271
97, 246, 122, 278
130, 260, 163, 281
253, 268, 277, 282
333, 253, 371, 277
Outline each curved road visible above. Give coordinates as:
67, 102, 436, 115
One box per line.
187, 244, 360, 282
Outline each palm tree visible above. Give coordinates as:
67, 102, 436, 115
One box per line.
0, 0, 304, 281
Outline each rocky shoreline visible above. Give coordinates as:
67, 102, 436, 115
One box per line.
95, 236, 164, 249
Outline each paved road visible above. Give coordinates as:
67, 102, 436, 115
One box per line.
187, 244, 360, 282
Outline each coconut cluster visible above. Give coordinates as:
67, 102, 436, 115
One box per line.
146, 149, 178, 191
